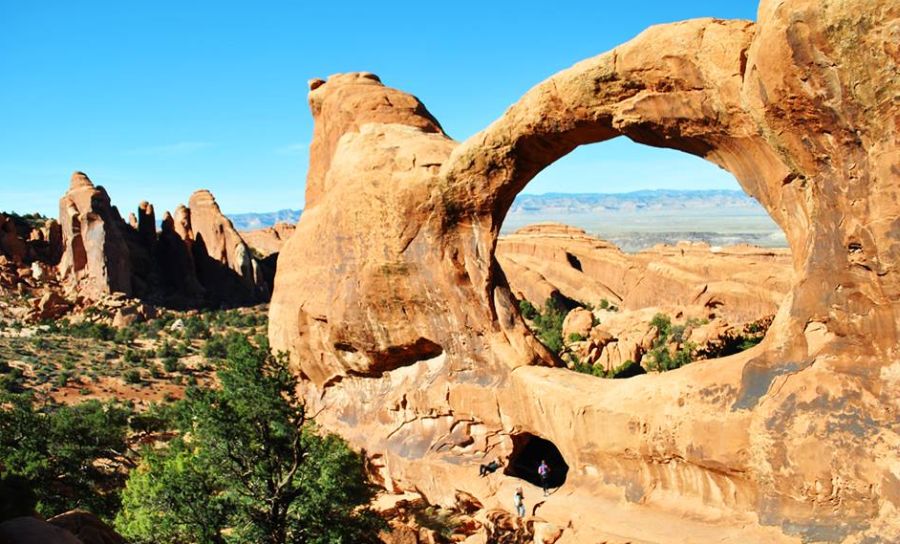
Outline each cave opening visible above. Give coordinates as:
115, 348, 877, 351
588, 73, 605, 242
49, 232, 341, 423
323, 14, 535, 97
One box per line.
504, 433, 569, 489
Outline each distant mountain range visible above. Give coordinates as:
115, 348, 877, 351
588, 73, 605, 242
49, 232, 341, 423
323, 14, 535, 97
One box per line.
227, 189, 769, 231
228, 209, 302, 231
508, 189, 763, 215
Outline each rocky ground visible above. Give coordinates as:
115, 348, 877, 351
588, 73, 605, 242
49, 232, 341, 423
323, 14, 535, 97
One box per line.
0, 292, 267, 407
497, 222, 788, 375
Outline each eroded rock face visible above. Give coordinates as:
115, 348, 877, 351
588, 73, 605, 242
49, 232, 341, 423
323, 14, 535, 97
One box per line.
188, 189, 269, 300
56, 174, 269, 307
270, 1, 900, 542
58, 172, 133, 299
498, 222, 792, 324
241, 222, 297, 257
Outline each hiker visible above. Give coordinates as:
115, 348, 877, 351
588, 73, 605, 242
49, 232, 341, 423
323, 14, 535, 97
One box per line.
479, 459, 501, 477
538, 460, 550, 496
514, 487, 525, 517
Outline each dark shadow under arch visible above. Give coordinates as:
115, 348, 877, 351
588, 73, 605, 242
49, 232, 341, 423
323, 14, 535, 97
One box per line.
504, 433, 569, 489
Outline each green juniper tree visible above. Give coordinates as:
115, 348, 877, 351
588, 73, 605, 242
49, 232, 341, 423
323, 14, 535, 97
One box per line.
116, 336, 385, 544
0, 394, 132, 520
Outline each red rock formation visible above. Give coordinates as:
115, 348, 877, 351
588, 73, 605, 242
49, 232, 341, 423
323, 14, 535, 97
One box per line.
0, 213, 28, 263
498, 222, 792, 324
241, 222, 296, 257
187, 189, 266, 298
55, 173, 268, 307
269, 1, 899, 541
58, 172, 132, 299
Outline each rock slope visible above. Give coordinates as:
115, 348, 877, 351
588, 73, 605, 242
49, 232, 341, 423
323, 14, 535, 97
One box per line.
269, 1, 900, 542
498, 222, 791, 324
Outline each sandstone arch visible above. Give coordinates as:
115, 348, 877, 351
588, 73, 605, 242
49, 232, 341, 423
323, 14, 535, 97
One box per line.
270, 1, 899, 541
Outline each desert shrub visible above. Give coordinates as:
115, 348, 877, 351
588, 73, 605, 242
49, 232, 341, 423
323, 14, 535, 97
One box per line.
645, 314, 695, 372
536, 298, 566, 353
66, 321, 115, 341
114, 327, 137, 345
162, 356, 179, 373
518, 299, 538, 320
182, 316, 209, 340
0, 367, 24, 393
123, 349, 143, 364
567, 332, 586, 343
571, 355, 606, 378
156, 341, 178, 359
123, 369, 142, 384
650, 313, 672, 339
53, 371, 71, 388
571, 356, 646, 379
598, 298, 619, 312
202, 335, 228, 360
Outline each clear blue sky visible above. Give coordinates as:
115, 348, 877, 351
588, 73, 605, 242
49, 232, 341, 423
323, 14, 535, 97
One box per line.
0, 1, 758, 218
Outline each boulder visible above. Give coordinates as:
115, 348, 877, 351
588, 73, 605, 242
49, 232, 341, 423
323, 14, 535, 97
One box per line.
561, 308, 593, 341
31, 291, 71, 321
48, 510, 125, 544
0, 517, 82, 544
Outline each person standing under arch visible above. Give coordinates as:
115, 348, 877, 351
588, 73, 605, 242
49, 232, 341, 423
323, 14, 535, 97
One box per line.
538, 460, 550, 496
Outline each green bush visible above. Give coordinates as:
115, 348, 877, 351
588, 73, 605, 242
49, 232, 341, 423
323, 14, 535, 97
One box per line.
123, 369, 142, 384
202, 335, 228, 360
650, 313, 672, 339
533, 297, 567, 354
645, 314, 696, 372
114, 327, 137, 345
156, 341, 178, 359
518, 299, 538, 321
162, 356, 178, 373
0, 367, 24, 392
65, 321, 115, 341
598, 298, 619, 312
53, 372, 71, 388
181, 316, 209, 340
571, 356, 646, 379
567, 332, 586, 343
123, 349, 143, 364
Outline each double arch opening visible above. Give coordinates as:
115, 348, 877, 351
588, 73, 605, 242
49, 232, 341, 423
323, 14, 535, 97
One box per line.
441, 45, 800, 375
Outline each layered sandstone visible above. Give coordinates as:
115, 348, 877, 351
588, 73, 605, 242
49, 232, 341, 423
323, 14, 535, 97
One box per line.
498, 222, 792, 324
241, 222, 296, 257
269, 1, 900, 542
